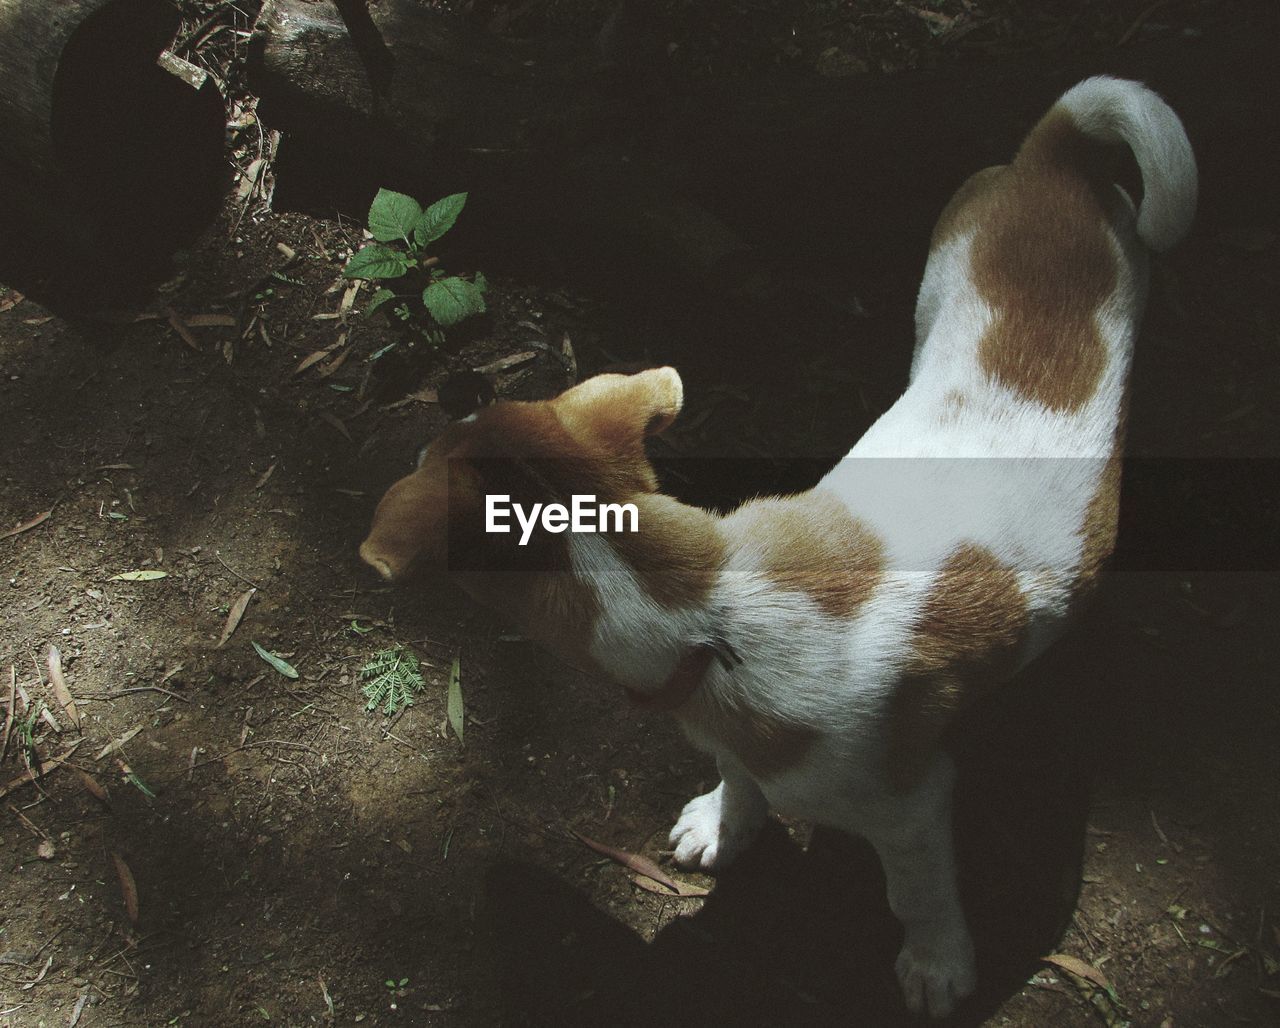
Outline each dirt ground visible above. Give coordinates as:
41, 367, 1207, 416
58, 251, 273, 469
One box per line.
3, 2, 1279, 1026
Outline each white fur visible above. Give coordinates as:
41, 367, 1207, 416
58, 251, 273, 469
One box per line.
1058, 76, 1198, 251
568, 79, 1195, 1019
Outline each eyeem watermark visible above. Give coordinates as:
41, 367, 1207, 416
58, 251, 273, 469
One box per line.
486, 494, 638, 546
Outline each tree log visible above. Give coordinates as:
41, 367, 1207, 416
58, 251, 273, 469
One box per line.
251, 3, 1272, 305
251, 0, 754, 290
0, 0, 226, 299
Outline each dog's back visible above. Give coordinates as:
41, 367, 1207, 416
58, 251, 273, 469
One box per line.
822, 78, 1197, 680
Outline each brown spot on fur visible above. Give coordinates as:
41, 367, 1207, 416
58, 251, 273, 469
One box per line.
1074, 419, 1125, 594
936, 112, 1125, 413
930, 165, 1006, 251
724, 489, 885, 619
888, 544, 1029, 791
611, 494, 725, 608
679, 692, 816, 780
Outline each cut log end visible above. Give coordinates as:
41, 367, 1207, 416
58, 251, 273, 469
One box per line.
0, 0, 228, 302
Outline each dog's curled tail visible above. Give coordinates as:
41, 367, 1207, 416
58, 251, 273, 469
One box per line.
1020, 76, 1198, 252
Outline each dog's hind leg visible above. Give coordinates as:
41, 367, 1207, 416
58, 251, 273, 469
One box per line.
858, 754, 976, 1019
669, 757, 769, 871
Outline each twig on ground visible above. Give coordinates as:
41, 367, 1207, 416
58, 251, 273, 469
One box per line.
0, 666, 15, 765
102, 687, 192, 704
6, 802, 50, 839
215, 551, 262, 590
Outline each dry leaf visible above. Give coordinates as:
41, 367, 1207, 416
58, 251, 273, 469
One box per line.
0, 741, 82, 799
68, 987, 90, 1028
630, 873, 710, 898
474, 351, 538, 376
46, 645, 80, 731
165, 307, 201, 351
218, 589, 255, 647
0, 290, 24, 313
185, 313, 237, 328
79, 770, 110, 805
1, 509, 51, 540
109, 570, 168, 581
254, 462, 277, 490
318, 410, 352, 442
112, 851, 140, 925
96, 725, 143, 761
20, 954, 52, 990
572, 830, 683, 893
293, 341, 342, 376
1042, 953, 1115, 994
317, 343, 351, 378
37, 838, 56, 860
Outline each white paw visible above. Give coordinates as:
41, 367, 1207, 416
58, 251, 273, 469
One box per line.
667, 783, 765, 871
895, 926, 976, 1019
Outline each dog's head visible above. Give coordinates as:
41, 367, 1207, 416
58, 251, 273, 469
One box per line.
358, 367, 684, 583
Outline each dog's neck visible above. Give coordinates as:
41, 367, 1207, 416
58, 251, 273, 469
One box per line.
565, 491, 728, 705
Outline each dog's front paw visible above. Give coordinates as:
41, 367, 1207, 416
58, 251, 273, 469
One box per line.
895, 925, 976, 1019
668, 782, 766, 871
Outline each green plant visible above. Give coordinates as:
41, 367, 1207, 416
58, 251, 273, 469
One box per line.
342, 188, 487, 354
16, 700, 43, 759
360, 648, 426, 716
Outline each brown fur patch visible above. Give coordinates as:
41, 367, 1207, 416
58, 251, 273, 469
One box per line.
930, 165, 1007, 251
888, 544, 1029, 791
934, 112, 1123, 413
1078, 456, 1122, 584
723, 489, 885, 619
611, 493, 725, 608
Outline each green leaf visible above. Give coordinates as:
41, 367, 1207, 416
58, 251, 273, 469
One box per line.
447, 656, 464, 745
365, 287, 397, 315
423, 276, 486, 328
252, 641, 299, 679
110, 570, 168, 581
366, 342, 399, 363
360, 647, 425, 716
413, 192, 467, 247
343, 245, 410, 281
126, 771, 156, 798
367, 188, 423, 243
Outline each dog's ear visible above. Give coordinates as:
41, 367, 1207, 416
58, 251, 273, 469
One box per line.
551, 367, 683, 443
359, 458, 483, 581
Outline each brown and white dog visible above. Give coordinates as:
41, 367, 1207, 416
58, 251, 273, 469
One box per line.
360, 78, 1196, 1017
